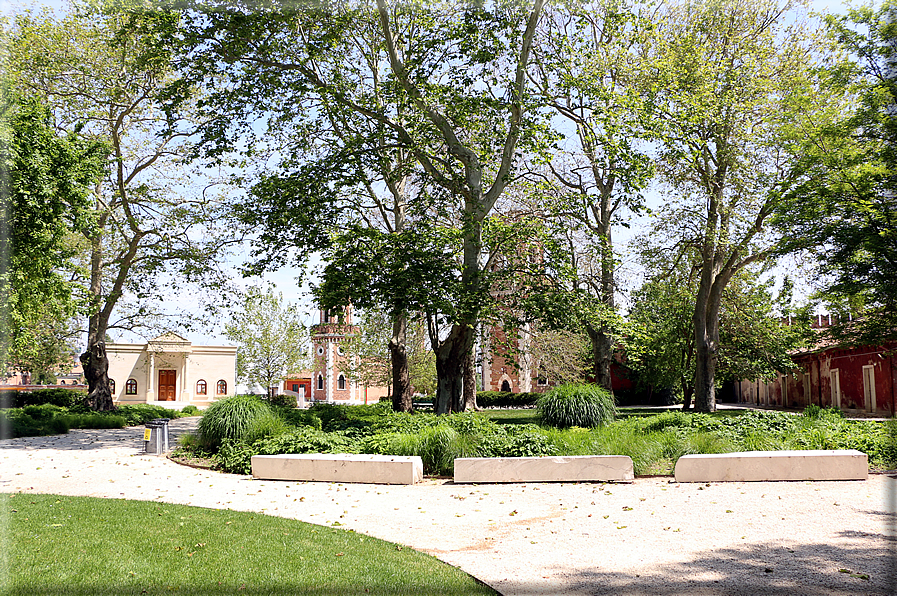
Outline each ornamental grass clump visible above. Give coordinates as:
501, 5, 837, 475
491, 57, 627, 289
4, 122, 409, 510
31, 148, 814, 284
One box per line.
197, 394, 279, 450
537, 384, 616, 428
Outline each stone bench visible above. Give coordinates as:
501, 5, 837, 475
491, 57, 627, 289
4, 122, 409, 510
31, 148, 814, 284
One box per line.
454, 455, 634, 483
251, 453, 423, 485
674, 450, 868, 482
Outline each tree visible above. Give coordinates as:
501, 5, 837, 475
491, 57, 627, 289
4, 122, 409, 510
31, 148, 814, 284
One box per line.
7, 8, 233, 410
625, 248, 812, 409
529, 0, 654, 394
138, 0, 547, 413
783, 1, 897, 344
644, 0, 831, 411
0, 92, 106, 381
224, 287, 309, 392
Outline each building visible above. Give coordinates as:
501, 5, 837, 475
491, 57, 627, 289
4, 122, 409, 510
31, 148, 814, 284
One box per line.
106, 333, 237, 407
305, 308, 389, 405
734, 316, 896, 416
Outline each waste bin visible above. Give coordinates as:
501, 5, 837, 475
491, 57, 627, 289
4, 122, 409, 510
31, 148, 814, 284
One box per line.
144, 418, 170, 455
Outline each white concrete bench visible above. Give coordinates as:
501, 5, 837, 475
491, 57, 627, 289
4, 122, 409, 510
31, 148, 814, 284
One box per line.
251, 453, 423, 485
674, 449, 868, 482
454, 455, 634, 483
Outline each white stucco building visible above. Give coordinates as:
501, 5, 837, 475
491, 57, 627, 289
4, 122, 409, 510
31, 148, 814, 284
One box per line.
106, 333, 237, 407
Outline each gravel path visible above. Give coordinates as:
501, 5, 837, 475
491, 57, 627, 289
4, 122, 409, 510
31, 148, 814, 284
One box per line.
2, 418, 895, 595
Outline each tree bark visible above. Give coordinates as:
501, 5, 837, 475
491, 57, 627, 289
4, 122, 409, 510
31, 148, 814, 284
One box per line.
681, 382, 694, 411
463, 344, 477, 411
587, 324, 614, 394
389, 312, 412, 412
434, 323, 474, 414
80, 233, 115, 411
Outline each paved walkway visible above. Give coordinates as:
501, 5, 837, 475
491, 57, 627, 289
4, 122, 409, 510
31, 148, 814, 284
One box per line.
2, 419, 896, 595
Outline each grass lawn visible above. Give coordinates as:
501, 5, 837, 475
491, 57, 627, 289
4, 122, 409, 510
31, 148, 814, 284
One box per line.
4, 493, 495, 596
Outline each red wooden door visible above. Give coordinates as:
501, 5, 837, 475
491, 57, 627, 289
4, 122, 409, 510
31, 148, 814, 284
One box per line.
158, 370, 176, 401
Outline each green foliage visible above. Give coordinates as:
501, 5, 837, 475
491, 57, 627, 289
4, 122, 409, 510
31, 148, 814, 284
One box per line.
197, 394, 279, 450
180, 405, 200, 416
224, 287, 310, 391
0, 388, 85, 409
476, 391, 541, 408
268, 393, 297, 408
538, 384, 616, 428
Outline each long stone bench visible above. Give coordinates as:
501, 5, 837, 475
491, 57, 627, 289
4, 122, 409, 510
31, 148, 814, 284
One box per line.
251, 453, 423, 485
674, 449, 868, 482
454, 455, 634, 483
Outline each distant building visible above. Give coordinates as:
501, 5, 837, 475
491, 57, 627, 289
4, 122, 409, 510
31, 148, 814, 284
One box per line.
106, 333, 237, 407
734, 315, 896, 416
304, 308, 389, 405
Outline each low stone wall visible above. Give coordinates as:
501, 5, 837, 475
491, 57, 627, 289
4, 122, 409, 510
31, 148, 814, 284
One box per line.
674, 450, 868, 482
454, 455, 634, 483
251, 453, 423, 485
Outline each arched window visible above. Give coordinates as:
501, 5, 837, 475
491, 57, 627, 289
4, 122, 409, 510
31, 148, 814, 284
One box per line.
196, 380, 207, 395
109, 379, 116, 394
216, 380, 227, 395
317, 375, 324, 390
338, 374, 346, 390
500, 380, 511, 392
126, 378, 138, 395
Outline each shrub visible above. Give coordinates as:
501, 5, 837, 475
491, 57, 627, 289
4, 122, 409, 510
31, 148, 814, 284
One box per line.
268, 393, 297, 408
1, 388, 85, 409
538, 384, 616, 428
180, 405, 200, 416
197, 395, 276, 450
274, 406, 323, 430
116, 404, 180, 426
476, 391, 540, 408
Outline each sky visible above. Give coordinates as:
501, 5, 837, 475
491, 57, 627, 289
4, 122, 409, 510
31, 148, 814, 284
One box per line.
2, 0, 863, 347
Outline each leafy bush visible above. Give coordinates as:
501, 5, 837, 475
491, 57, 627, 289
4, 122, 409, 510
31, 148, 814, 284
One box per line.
180, 405, 200, 416
64, 413, 128, 429
476, 391, 540, 408
0, 407, 70, 437
197, 395, 278, 450
538, 384, 616, 428
0, 388, 85, 409
116, 404, 181, 426
268, 393, 297, 408
274, 406, 323, 430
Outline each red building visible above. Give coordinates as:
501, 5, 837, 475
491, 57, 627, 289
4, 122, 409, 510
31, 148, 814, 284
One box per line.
735, 316, 896, 416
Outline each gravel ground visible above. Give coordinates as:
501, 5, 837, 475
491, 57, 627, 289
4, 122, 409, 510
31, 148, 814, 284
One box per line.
2, 417, 895, 595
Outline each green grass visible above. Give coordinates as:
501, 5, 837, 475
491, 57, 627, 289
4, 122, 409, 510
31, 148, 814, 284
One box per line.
481, 409, 540, 425
4, 493, 495, 596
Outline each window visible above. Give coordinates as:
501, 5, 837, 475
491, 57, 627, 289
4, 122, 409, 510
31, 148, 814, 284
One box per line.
337, 346, 344, 356
126, 378, 138, 395
317, 346, 325, 356
317, 375, 324, 390
500, 380, 511, 392
216, 380, 227, 395
537, 374, 548, 387
196, 380, 207, 395
291, 383, 299, 392
338, 374, 346, 390
109, 379, 116, 394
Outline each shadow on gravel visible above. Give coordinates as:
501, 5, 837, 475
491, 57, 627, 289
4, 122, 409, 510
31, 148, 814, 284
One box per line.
536, 539, 897, 596
0, 418, 199, 452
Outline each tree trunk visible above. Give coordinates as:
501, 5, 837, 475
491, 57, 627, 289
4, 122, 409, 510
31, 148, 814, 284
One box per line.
692, 275, 725, 413
681, 382, 694, 411
587, 325, 614, 394
80, 234, 115, 411
389, 312, 412, 412
80, 340, 114, 411
463, 344, 477, 411
434, 323, 473, 414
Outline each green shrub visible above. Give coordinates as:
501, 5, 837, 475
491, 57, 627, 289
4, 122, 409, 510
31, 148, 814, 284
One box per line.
476, 391, 540, 408
64, 413, 128, 429
116, 404, 180, 426
274, 406, 323, 430
1, 388, 85, 409
538, 384, 616, 428
268, 393, 297, 408
180, 405, 200, 416
197, 395, 275, 450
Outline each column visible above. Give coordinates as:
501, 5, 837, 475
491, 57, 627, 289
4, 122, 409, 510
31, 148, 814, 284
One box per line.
325, 342, 333, 403
146, 352, 156, 401
181, 354, 191, 402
